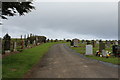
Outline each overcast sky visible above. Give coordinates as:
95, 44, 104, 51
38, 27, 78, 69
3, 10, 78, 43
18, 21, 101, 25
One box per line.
1, 1, 118, 40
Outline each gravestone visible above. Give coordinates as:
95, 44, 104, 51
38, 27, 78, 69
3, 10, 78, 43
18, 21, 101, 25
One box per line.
112, 45, 120, 57
99, 40, 105, 52
85, 45, 93, 55
72, 39, 79, 47
115, 41, 118, 45
13, 42, 17, 51
3, 34, 11, 54
70, 40, 74, 46
96, 40, 99, 44
106, 41, 111, 48
102, 50, 107, 57
91, 40, 95, 47
21, 40, 24, 49
86, 40, 90, 45
25, 40, 28, 47
33, 40, 36, 45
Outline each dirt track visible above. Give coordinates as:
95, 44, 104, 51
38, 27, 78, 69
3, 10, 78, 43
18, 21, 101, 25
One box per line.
27, 44, 118, 78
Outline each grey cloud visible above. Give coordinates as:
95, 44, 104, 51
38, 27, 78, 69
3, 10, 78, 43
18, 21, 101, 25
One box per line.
2, 2, 118, 40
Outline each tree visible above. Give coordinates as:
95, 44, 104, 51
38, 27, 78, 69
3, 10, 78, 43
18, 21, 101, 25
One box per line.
1, 2, 35, 19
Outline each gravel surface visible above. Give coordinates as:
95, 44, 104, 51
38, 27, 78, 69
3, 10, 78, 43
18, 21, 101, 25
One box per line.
26, 44, 118, 78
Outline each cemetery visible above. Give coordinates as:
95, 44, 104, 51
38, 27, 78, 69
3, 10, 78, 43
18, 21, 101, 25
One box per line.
1, 33, 64, 78
69, 39, 120, 64
1, 1, 119, 79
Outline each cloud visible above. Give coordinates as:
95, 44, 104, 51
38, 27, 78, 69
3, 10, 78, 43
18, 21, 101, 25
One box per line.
2, 2, 118, 40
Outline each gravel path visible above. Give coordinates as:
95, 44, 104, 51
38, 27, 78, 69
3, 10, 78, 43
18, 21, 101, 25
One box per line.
27, 44, 118, 78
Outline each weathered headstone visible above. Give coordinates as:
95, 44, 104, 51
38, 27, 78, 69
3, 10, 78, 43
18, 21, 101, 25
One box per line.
115, 41, 118, 45
82, 39, 84, 44
106, 41, 111, 48
99, 40, 105, 52
86, 40, 90, 45
72, 39, 79, 47
85, 45, 93, 55
96, 40, 99, 44
3, 34, 11, 54
21, 40, 24, 49
91, 40, 95, 47
70, 40, 74, 46
13, 42, 17, 51
33, 40, 36, 45
25, 40, 28, 47
102, 50, 107, 57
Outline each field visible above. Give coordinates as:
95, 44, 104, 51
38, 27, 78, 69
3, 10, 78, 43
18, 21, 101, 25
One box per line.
2, 42, 62, 78
67, 42, 119, 65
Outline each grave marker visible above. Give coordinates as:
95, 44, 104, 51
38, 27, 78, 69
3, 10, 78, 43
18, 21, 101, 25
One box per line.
3, 34, 11, 54
99, 40, 105, 52
13, 42, 17, 51
72, 39, 79, 47
85, 45, 93, 55
112, 45, 120, 57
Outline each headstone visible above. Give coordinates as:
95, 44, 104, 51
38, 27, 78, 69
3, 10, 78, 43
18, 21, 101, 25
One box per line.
106, 41, 111, 48
102, 50, 107, 57
70, 40, 74, 47
85, 45, 93, 55
33, 40, 36, 45
112, 45, 120, 57
72, 39, 79, 47
21, 40, 24, 49
91, 40, 95, 47
115, 41, 118, 45
86, 40, 90, 45
25, 40, 28, 47
99, 40, 105, 52
82, 40, 84, 44
3, 34, 11, 54
96, 40, 99, 44
13, 42, 17, 51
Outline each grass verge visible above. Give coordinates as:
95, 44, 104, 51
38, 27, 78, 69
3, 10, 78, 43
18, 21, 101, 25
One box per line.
66, 43, 119, 65
2, 42, 60, 78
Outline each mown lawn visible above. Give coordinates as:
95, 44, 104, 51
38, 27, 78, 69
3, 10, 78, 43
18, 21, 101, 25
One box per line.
2, 42, 61, 78
67, 42, 119, 65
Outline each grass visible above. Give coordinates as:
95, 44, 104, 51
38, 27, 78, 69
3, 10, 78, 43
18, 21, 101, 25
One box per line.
2, 42, 61, 78
86, 55, 119, 64
67, 42, 119, 65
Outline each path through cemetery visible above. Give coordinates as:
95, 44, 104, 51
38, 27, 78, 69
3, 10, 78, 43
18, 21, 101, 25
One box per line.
27, 44, 118, 78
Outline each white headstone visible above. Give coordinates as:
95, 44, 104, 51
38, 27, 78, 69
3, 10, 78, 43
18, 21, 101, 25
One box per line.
85, 45, 93, 55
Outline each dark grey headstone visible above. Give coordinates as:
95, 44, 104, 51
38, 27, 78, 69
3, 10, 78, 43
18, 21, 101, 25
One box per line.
99, 40, 105, 52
